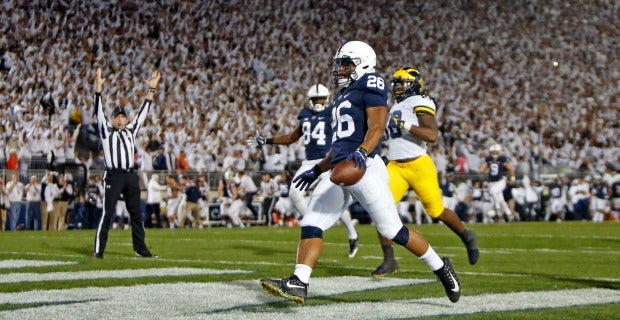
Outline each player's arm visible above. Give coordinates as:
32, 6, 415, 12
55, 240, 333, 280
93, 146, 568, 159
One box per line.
361, 106, 389, 153
315, 150, 333, 172
503, 161, 516, 182
411, 112, 439, 143
247, 124, 302, 147
272, 124, 302, 145
479, 162, 489, 174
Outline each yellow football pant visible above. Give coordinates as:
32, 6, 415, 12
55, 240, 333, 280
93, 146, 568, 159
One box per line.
387, 154, 444, 218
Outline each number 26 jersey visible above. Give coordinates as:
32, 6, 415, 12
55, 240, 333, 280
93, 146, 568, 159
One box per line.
329, 72, 389, 165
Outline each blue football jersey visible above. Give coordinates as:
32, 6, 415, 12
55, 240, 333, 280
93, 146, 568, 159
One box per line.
298, 106, 332, 160
592, 183, 607, 199
441, 181, 456, 197
329, 72, 389, 165
485, 155, 508, 182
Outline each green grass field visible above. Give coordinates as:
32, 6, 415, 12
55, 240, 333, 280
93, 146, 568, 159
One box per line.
0, 221, 619, 319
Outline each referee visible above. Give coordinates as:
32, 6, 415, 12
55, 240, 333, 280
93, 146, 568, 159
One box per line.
93, 67, 161, 259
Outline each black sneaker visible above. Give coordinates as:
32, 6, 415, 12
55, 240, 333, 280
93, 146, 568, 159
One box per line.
433, 257, 461, 303
135, 249, 158, 258
260, 274, 308, 304
370, 259, 399, 277
462, 229, 479, 265
93, 252, 103, 259
348, 238, 360, 258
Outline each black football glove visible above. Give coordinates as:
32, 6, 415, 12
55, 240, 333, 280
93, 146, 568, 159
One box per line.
293, 165, 322, 191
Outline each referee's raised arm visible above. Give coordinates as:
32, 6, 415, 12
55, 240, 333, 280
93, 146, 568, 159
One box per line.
131, 70, 162, 136
94, 68, 107, 137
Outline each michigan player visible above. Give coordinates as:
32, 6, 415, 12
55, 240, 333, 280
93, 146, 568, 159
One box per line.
260, 41, 460, 304
372, 67, 479, 277
247, 84, 360, 257
480, 144, 516, 222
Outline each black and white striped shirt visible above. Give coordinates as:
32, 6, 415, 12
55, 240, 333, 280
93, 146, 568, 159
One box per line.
94, 93, 151, 170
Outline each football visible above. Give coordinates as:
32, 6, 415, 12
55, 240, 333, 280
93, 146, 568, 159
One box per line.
330, 159, 365, 186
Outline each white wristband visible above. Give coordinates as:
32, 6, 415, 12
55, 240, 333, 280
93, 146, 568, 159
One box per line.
403, 122, 413, 132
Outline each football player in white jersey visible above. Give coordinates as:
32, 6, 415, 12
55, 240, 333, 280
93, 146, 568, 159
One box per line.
247, 83, 360, 257
373, 67, 479, 277
260, 41, 461, 304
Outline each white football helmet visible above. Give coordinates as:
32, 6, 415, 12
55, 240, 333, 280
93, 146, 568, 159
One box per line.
306, 83, 330, 112
332, 40, 376, 88
489, 144, 502, 159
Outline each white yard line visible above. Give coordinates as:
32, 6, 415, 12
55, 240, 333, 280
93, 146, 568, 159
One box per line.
0, 275, 618, 320
0, 260, 77, 269
0, 267, 250, 284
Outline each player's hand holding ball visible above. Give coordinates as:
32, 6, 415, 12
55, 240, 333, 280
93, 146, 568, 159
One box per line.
331, 147, 367, 186
293, 165, 322, 191
346, 147, 368, 169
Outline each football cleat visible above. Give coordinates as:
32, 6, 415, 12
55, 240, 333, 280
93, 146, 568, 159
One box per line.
462, 229, 479, 265
433, 257, 461, 303
370, 259, 399, 277
260, 275, 308, 304
348, 238, 360, 258
93, 252, 103, 259
135, 249, 158, 258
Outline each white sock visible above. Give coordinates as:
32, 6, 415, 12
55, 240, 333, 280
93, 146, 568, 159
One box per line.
294, 264, 312, 284
419, 245, 444, 271
340, 209, 358, 240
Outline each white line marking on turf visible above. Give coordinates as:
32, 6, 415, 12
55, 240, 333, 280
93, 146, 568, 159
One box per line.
0, 260, 77, 269
0, 267, 250, 284
0, 276, 618, 320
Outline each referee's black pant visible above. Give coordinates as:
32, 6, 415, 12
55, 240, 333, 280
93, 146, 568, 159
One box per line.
94, 169, 148, 255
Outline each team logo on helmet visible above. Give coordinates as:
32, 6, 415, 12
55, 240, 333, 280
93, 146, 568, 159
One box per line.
391, 67, 424, 102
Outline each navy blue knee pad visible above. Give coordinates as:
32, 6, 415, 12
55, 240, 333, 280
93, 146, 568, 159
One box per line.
301, 226, 323, 239
392, 226, 409, 246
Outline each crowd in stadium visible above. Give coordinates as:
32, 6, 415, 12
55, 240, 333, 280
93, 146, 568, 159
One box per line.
0, 1, 618, 230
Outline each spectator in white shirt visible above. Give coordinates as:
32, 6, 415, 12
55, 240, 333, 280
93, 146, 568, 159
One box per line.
5, 172, 24, 231
221, 149, 235, 172
24, 175, 42, 230
237, 170, 259, 219
569, 177, 591, 221
258, 172, 278, 225
523, 175, 541, 221
143, 173, 168, 228
232, 150, 247, 172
